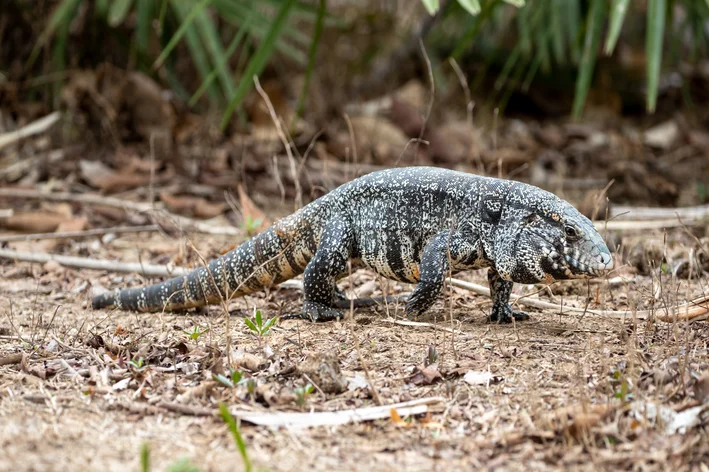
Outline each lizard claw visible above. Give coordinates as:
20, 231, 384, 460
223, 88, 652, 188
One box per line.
488, 305, 530, 324
281, 301, 344, 323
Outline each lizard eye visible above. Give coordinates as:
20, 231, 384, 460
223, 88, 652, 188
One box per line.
564, 226, 578, 239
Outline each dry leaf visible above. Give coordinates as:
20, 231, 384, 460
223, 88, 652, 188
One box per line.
238, 184, 270, 232
41, 216, 89, 251
1, 211, 68, 233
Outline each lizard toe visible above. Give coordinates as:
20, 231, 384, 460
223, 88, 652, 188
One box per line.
488, 305, 530, 324
282, 301, 344, 323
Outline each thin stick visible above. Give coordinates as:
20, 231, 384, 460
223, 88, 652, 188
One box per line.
448, 277, 708, 322
0, 188, 240, 236
253, 76, 303, 210
0, 248, 303, 290
0, 225, 159, 243
0, 112, 61, 150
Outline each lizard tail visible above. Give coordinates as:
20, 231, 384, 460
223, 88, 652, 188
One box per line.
92, 207, 319, 312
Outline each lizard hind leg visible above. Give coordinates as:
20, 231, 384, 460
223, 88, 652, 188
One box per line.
283, 217, 354, 323
487, 268, 529, 323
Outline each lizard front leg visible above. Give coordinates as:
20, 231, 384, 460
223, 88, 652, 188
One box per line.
283, 217, 353, 322
405, 230, 477, 320
487, 267, 529, 323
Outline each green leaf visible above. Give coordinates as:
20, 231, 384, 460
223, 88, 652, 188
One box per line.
646, 0, 666, 113
141, 443, 150, 472
214, 373, 234, 388
220, 0, 297, 131
604, 0, 630, 55
421, 0, 440, 15
292, 0, 326, 128
26, 0, 82, 71
503, 0, 525, 6
255, 309, 262, 327
572, 0, 604, 119
457, 0, 481, 16
219, 403, 252, 472
231, 370, 243, 384
136, 0, 154, 57
108, 0, 134, 27
153, 0, 212, 70
550, 0, 566, 63
244, 318, 258, 333
188, 20, 248, 107
194, 7, 236, 100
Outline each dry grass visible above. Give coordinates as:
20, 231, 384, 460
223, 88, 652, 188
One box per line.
1, 229, 709, 472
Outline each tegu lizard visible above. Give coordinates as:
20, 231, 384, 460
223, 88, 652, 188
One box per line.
93, 167, 614, 322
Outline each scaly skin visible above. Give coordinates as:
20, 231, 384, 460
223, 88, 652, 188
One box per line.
92, 167, 614, 322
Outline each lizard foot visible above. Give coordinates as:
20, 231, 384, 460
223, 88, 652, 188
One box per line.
281, 301, 344, 323
488, 305, 530, 324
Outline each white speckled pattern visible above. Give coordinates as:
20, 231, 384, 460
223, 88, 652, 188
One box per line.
93, 167, 613, 322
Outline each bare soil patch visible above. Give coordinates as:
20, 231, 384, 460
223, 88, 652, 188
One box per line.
1, 228, 708, 472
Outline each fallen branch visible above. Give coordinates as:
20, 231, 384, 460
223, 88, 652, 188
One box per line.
0, 188, 241, 236
231, 397, 444, 428
595, 219, 701, 231
0, 112, 61, 150
1, 248, 704, 322
156, 401, 214, 417
0, 248, 302, 290
610, 204, 709, 222
381, 318, 461, 334
448, 278, 709, 322
0, 224, 159, 243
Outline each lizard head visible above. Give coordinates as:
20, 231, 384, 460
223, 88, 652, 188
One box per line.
492, 191, 614, 284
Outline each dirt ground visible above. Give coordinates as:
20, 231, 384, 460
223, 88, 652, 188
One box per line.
1, 226, 709, 472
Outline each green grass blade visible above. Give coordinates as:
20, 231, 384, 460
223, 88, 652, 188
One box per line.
503, 0, 525, 6
565, 0, 581, 63
220, 0, 297, 131
604, 0, 630, 55
136, 0, 154, 57
550, 0, 566, 63
244, 318, 258, 332
646, 0, 666, 113
188, 21, 248, 107
571, 0, 604, 119
219, 403, 252, 472
457, 0, 481, 16
169, 0, 220, 101
154, 0, 212, 70
108, 0, 134, 27
194, 8, 236, 100
293, 0, 326, 127
26, 0, 82, 71
140, 443, 150, 472
451, 0, 500, 60
421, 0, 441, 15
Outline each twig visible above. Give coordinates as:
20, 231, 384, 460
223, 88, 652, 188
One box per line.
156, 401, 214, 417
0, 248, 186, 277
0, 112, 61, 150
0, 188, 240, 236
448, 277, 708, 322
0, 248, 304, 290
253, 76, 303, 210
381, 318, 461, 334
0, 225, 159, 243
610, 204, 709, 221
231, 397, 445, 428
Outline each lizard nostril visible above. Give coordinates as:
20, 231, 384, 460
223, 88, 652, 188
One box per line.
598, 253, 612, 267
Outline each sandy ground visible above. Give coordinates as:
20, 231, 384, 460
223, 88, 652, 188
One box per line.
1, 230, 708, 472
